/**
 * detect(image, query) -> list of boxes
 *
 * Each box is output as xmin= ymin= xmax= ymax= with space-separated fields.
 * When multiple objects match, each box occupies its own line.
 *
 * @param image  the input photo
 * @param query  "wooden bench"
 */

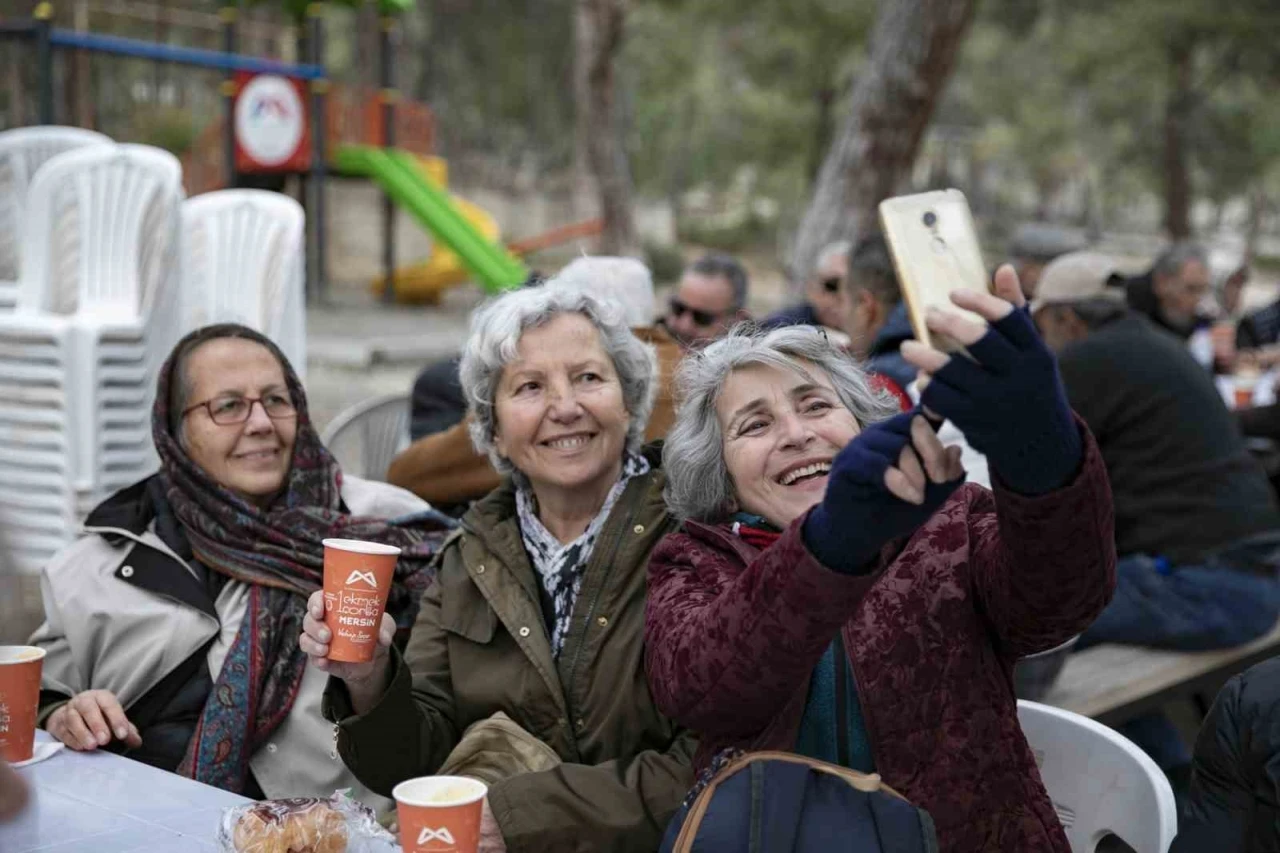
xmin=1041 ymin=619 xmax=1280 ymax=727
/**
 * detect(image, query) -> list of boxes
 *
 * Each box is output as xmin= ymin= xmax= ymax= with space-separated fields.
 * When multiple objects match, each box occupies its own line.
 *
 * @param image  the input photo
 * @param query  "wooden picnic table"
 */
xmin=1041 ymin=619 xmax=1280 ymax=727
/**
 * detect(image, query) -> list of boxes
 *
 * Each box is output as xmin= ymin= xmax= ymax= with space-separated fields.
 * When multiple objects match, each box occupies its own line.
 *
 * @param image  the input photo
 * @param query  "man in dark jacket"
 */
xmin=1125 ymin=243 xmax=1216 ymax=367
xmin=1172 ymin=654 xmax=1280 ymax=852
xmin=1033 ymin=251 xmax=1280 ymax=775
xmin=841 ymin=233 xmax=916 ymax=395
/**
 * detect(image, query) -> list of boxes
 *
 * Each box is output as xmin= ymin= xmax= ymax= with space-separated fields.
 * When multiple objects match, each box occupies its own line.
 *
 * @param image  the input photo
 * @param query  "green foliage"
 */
xmin=643 ymin=240 xmax=686 ymax=285
xmin=939 ymin=0 xmax=1280 ymax=230
xmin=128 ymin=106 xmax=200 ymax=156
xmin=255 ymin=0 xmax=364 ymax=25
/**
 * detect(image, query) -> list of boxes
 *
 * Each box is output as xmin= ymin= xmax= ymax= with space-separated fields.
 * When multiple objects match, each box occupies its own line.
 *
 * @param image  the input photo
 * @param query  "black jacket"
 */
xmin=1057 ymin=313 xmax=1280 ymax=563
xmin=1172 ymin=655 xmax=1280 ymax=853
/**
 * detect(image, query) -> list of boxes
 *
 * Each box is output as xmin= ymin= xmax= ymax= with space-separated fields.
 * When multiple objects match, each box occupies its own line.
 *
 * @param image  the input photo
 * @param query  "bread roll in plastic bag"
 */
xmin=216 ymin=790 xmax=399 ymax=853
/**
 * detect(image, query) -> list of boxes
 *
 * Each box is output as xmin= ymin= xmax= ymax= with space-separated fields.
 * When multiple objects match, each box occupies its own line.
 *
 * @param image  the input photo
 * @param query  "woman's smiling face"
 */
xmin=492 ymin=312 xmax=631 ymax=499
xmin=717 ymin=360 xmax=860 ymax=528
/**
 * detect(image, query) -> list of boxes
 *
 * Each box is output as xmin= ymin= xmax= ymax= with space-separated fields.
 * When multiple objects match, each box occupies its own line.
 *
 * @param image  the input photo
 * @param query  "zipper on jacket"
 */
xmin=833 ymin=635 xmax=850 ymax=768
xmin=561 ymin=492 xmax=641 ymax=725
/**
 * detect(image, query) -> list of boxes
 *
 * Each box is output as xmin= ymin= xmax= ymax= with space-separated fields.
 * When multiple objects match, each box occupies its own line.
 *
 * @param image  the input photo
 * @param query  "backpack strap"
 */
xmin=672 ymin=751 xmax=911 ymax=853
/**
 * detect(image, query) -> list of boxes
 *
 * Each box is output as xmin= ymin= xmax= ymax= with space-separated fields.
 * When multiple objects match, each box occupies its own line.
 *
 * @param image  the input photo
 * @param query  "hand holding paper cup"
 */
xmin=0 ymin=646 xmax=46 ymax=763
xmin=321 ymin=538 xmax=401 ymax=663
xmin=393 ymin=776 xmax=488 ymax=853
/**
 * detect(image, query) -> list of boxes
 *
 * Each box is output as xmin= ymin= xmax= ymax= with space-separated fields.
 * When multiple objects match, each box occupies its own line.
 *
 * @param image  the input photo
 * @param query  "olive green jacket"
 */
xmin=323 ymin=453 xmax=696 ymax=852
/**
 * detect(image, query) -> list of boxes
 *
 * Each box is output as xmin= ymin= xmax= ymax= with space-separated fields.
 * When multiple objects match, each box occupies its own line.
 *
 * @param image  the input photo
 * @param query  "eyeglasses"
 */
xmin=820 ymin=277 xmax=842 ymax=294
xmin=668 ymin=297 xmax=719 ymax=328
xmin=182 ymin=392 xmax=297 ymax=426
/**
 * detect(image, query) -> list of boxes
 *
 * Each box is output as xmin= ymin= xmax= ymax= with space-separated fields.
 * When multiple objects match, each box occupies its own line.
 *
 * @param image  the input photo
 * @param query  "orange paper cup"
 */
xmin=0 ymin=646 xmax=46 ymax=762
xmin=393 ymin=776 xmax=488 ymax=853
xmin=322 ymin=538 xmax=401 ymax=663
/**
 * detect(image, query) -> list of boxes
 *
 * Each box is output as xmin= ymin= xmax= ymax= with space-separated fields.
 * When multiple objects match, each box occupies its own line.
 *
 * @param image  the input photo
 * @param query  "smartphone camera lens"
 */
xmin=922 ymin=211 xmax=938 ymax=228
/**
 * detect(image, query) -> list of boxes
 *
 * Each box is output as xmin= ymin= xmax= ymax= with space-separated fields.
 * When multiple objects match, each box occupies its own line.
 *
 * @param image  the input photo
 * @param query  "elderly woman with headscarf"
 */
xmin=644 ymin=268 xmax=1117 ymax=853
xmin=302 ymin=286 xmax=694 ymax=853
xmin=29 ymin=324 xmax=449 ymax=802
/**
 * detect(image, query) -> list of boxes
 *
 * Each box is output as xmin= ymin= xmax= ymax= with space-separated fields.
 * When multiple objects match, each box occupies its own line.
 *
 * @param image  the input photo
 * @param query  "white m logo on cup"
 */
xmin=345 ymin=569 xmax=378 ymax=589
xmin=417 ymin=826 xmax=456 ymax=846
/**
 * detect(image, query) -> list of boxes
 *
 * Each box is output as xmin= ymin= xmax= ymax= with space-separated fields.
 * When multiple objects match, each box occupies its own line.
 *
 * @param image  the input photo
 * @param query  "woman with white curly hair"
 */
xmin=304 ymin=285 xmax=694 ymax=852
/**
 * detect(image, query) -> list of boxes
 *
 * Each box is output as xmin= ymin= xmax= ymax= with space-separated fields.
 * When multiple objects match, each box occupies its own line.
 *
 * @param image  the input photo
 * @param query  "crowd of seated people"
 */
xmin=16 ymin=231 xmax=1280 ymax=852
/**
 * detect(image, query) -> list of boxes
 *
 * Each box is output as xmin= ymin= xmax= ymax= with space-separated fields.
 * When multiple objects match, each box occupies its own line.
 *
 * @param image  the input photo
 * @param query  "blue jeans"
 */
xmin=1079 ymin=554 xmax=1280 ymax=652
xmin=1078 ymin=549 xmax=1280 ymax=772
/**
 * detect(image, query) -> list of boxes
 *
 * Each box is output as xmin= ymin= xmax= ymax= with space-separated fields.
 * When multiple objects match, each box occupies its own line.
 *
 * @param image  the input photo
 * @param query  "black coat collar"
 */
xmin=85 ymin=476 xmax=217 ymax=620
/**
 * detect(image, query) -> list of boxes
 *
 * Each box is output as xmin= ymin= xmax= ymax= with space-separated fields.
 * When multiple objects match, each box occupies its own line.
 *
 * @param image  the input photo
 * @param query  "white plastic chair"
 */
xmin=321 ymin=393 xmax=411 ymax=482
xmin=0 ymin=144 xmax=183 ymax=572
xmin=0 ymin=126 xmax=113 ymax=308
xmin=1018 ymin=700 xmax=1178 ymax=853
xmin=180 ymin=190 xmax=306 ymax=377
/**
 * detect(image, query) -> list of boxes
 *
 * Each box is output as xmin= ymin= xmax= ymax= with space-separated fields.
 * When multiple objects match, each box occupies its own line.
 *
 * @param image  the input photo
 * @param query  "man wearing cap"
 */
xmin=1008 ymin=223 xmax=1085 ymax=300
xmin=1034 ymin=251 xmax=1280 ymax=650
xmin=1033 ymin=250 xmax=1280 ymax=780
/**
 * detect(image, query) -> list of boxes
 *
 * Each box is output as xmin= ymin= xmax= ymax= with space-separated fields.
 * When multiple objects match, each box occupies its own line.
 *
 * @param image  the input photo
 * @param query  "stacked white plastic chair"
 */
xmin=0 ymin=126 xmax=113 ymax=310
xmin=180 ymin=190 xmax=307 ymax=377
xmin=0 ymin=143 xmax=184 ymax=574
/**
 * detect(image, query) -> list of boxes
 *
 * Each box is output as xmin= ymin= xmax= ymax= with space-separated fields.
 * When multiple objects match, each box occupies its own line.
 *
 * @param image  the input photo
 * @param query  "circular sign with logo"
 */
xmin=234 ymin=73 xmax=307 ymax=170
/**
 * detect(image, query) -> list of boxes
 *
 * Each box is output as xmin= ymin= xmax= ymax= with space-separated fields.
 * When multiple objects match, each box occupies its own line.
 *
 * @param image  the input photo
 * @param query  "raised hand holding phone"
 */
xmin=900 ymin=265 xmax=1082 ymax=496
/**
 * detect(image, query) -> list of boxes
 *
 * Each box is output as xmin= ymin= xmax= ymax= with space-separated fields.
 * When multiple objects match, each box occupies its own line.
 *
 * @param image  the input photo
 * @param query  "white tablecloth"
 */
xmin=1 ymin=730 xmax=250 ymax=852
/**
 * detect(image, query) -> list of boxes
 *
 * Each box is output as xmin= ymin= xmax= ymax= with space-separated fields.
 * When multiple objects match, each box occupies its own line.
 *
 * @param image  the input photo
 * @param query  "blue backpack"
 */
xmin=661 ymin=751 xmax=938 ymax=853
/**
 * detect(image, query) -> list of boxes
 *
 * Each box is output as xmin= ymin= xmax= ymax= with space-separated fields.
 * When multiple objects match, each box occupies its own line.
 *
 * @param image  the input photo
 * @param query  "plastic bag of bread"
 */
xmin=216 ymin=790 xmax=399 ymax=853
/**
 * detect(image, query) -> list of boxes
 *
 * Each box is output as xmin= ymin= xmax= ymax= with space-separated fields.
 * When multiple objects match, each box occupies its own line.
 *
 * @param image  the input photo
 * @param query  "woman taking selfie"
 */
xmin=645 ymin=268 xmax=1116 ymax=853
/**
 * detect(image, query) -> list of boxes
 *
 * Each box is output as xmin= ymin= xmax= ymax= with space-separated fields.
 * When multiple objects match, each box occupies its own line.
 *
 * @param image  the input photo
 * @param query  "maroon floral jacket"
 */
xmin=644 ymin=422 xmax=1116 ymax=853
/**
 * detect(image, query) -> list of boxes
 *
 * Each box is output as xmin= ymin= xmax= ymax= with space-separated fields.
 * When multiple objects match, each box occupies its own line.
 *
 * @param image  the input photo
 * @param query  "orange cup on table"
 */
xmin=1234 ymin=370 xmax=1261 ymax=410
xmin=393 ymin=776 xmax=487 ymax=853
xmin=0 ymin=646 xmax=47 ymax=762
xmin=321 ymin=538 xmax=401 ymax=663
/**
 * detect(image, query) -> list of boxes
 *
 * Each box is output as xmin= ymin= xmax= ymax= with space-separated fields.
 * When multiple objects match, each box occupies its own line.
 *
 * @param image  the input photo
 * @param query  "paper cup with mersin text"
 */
xmin=322 ymin=538 xmax=401 ymax=663
xmin=0 ymin=646 xmax=46 ymax=762
xmin=394 ymin=776 xmax=487 ymax=853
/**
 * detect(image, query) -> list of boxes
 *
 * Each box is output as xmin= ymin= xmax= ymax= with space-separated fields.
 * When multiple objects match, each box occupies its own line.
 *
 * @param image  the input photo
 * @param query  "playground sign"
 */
xmin=233 ymin=72 xmax=311 ymax=172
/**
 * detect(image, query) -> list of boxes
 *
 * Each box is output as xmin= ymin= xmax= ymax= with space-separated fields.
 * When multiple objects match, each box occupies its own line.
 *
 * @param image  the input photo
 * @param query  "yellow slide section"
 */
xmin=371 ymin=156 xmax=504 ymax=305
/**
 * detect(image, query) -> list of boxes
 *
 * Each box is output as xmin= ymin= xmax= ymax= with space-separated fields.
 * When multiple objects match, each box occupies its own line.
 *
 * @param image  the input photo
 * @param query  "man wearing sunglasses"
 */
xmin=762 ymin=241 xmax=851 ymax=332
xmin=662 ymin=253 xmax=750 ymax=349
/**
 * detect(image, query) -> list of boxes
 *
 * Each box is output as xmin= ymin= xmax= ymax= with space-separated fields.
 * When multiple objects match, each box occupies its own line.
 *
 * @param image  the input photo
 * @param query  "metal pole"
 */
xmin=35 ymin=2 xmax=54 ymax=124
xmin=219 ymin=4 xmax=237 ymax=188
xmin=307 ymin=2 xmax=327 ymax=304
xmin=380 ymin=13 xmax=397 ymax=305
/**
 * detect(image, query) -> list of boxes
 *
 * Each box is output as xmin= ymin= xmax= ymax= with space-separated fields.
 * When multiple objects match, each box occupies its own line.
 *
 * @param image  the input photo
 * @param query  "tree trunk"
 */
xmin=807 ymin=83 xmax=837 ymax=183
xmin=571 ymin=1 xmax=596 ymax=220
xmin=575 ymin=0 xmax=639 ymax=256
xmin=790 ymin=0 xmax=977 ymax=288
xmin=1245 ymin=187 xmax=1266 ymax=264
xmin=1162 ymin=39 xmax=1194 ymax=240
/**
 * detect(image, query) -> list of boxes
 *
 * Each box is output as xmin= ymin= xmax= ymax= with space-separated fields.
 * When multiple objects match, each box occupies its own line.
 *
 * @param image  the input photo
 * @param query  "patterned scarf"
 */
xmin=515 ymin=453 xmax=649 ymax=657
xmin=152 ymin=324 xmax=454 ymax=794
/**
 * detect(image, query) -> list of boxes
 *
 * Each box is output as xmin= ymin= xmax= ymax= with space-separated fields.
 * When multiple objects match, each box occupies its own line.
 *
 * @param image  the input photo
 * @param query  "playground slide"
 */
xmin=335 ymin=145 xmax=528 ymax=294
xmin=373 ymin=192 xmax=505 ymax=304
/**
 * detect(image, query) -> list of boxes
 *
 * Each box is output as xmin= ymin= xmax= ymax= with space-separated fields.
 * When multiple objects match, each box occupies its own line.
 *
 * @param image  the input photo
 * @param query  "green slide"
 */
xmin=335 ymin=145 xmax=528 ymax=293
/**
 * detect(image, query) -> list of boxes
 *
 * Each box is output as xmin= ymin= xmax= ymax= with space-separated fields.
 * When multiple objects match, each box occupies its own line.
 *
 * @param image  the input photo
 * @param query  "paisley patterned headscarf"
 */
xmin=152 ymin=323 xmax=452 ymax=793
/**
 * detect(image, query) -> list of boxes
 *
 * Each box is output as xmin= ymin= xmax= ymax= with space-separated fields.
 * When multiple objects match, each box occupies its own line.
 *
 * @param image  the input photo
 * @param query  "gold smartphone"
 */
xmin=878 ymin=189 xmax=990 ymax=354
